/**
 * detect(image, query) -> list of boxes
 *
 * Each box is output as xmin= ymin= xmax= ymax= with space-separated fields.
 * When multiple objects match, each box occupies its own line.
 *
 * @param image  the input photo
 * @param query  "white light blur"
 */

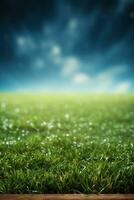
xmin=72 ymin=73 xmax=90 ymax=85
xmin=62 ymin=57 xmax=79 ymax=76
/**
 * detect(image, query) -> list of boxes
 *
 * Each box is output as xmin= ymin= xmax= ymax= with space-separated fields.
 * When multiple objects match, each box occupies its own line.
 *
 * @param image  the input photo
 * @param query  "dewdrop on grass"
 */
xmin=47 ymin=122 xmax=53 ymax=130
xmin=41 ymin=121 xmax=47 ymax=126
xmin=65 ymin=113 xmax=70 ymax=119
xmin=57 ymin=123 xmax=61 ymax=128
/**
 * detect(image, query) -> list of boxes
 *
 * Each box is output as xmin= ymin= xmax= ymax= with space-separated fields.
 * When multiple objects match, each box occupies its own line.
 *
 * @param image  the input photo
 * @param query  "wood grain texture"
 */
xmin=0 ymin=194 xmax=134 ymax=200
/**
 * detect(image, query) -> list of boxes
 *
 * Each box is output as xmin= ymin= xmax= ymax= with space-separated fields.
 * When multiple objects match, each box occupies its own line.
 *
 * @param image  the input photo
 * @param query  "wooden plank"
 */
xmin=0 ymin=194 xmax=134 ymax=200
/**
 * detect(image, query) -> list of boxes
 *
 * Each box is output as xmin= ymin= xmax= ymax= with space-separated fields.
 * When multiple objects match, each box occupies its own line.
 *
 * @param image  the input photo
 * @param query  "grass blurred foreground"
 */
xmin=0 ymin=94 xmax=134 ymax=193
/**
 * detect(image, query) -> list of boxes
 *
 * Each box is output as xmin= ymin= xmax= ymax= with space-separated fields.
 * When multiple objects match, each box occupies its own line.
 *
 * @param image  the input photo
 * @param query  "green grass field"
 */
xmin=0 ymin=94 xmax=134 ymax=194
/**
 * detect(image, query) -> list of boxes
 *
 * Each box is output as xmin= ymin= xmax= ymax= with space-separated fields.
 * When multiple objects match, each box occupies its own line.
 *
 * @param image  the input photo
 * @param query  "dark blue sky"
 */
xmin=0 ymin=0 xmax=134 ymax=92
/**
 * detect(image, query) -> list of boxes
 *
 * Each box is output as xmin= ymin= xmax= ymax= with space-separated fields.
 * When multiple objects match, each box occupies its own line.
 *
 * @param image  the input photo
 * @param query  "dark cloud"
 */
xmin=0 ymin=0 xmax=134 ymax=92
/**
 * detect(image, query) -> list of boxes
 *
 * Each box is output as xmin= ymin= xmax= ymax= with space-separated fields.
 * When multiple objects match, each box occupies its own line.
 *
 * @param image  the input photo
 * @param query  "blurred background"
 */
xmin=0 ymin=0 xmax=134 ymax=93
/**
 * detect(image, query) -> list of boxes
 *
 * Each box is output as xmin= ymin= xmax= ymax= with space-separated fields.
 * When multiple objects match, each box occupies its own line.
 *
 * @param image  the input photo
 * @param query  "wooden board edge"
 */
xmin=0 ymin=194 xmax=134 ymax=200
